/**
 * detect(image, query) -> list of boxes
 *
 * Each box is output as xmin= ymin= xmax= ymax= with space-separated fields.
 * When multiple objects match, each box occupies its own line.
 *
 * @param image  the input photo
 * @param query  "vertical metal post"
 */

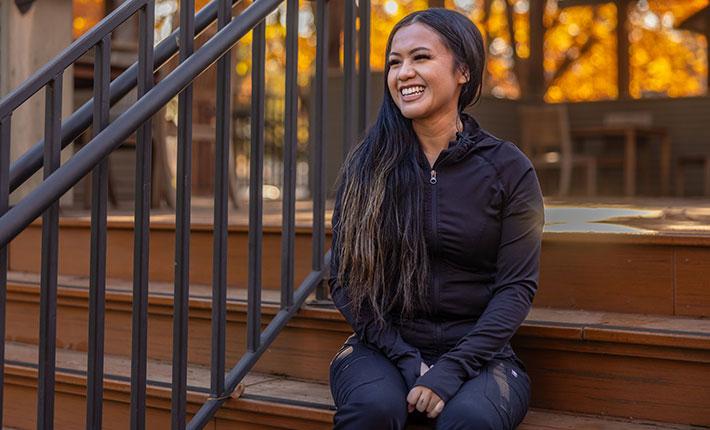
xmin=247 ymin=15 xmax=265 ymax=354
xmin=0 ymin=114 xmax=11 ymax=430
xmin=312 ymin=0 xmax=328 ymax=301
xmin=357 ymin=0 xmax=370 ymax=137
xmin=210 ymin=0 xmax=232 ymax=397
xmin=130 ymin=2 xmax=155 ymax=429
xmin=37 ymin=74 xmax=62 ymax=430
xmin=86 ymin=35 xmax=111 ymax=430
xmin=343 ymin=0 xmax=356 ymax=159
xmin=172 ymin=0 xmax=195 ymax=426
xmin=281 ymin=0 xmax=298 ymax=309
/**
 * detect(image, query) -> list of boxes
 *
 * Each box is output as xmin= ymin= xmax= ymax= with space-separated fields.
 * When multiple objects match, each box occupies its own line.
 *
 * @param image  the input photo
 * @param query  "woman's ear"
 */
xmin=458 ymin=65 xmax=470 ymax=85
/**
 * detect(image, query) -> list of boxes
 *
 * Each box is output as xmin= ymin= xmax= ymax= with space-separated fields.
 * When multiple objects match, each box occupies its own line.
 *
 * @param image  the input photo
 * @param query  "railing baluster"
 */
xmin=86 ymin=35 xmax=111 ymax=430
xmin=281 ymin=0 xmax=298 ymax=309
xmin=38 ymin=74 xmax=62 ymax=430
xmin=247 ymin=7 xmax=265 ymax=355
xmin=312 ymin=0 xmax=328 ymax=301
xmin=0 ymin=114 xmax=11 ymax=430
xmin=343 ymin=0 xmax=356 ymax=159
xmin=172 ymin=0 xmax=195 ymax=425
xmin=130 ymin=2 xmax=154 ymax=429
xmin=210 ymin=0 xmax=232 ymax=397
xmin=358 ymin=0 xmax=370 ymax=137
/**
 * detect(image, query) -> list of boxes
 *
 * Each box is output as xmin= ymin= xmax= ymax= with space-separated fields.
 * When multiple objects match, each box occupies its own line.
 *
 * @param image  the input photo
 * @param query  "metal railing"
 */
xmin=0 ymin=0 xmax=371 ymax=428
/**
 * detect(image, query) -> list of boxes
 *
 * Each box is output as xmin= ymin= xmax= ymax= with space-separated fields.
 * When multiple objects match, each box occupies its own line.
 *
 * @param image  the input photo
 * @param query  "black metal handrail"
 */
xmin=0 ymin=0 xmax=371 ymax=428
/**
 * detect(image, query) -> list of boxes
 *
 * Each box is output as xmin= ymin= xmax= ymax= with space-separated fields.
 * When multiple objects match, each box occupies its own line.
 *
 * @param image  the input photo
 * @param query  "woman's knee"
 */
xmin=334 ymin=386 xmax=408 ymax=429
xmin=436 ymin=401 xmax=502 ymax=430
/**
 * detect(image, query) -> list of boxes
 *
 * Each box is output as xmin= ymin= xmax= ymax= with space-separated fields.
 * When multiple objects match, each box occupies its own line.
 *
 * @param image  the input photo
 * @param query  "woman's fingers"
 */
xmin=427 ymin=400 xmax=445 ymax=418
xmin=407 ymin=387 xmax=422 ymax=414
xmin=415 ymin=390 xmax=431 ymax=412
xmin=406 ymin=387 xmax=420 ymax=406
xmin=425 ymin=395 xmax=440 ymax=413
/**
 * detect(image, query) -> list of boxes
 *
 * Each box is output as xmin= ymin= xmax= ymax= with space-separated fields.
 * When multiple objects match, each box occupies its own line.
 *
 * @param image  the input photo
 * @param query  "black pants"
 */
xmin=329 ymin=334 xmax=531 ymax=430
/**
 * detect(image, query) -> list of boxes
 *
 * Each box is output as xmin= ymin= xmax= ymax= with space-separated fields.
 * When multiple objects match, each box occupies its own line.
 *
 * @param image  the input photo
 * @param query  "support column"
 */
xmin=617 ymin=0 xmax=631 ymax=99
xmin=527 ymin=0 xmax=545 ymax=102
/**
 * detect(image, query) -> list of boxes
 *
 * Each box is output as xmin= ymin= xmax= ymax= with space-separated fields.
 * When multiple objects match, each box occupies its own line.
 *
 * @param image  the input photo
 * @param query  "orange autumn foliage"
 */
xmin=72 ymin=0 xmax=709 ymax=102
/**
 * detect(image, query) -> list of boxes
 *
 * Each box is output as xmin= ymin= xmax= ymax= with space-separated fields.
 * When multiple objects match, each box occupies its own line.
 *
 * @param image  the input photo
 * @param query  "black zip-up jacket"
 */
xmin=328 ymin=111 xmax=545 ymax=404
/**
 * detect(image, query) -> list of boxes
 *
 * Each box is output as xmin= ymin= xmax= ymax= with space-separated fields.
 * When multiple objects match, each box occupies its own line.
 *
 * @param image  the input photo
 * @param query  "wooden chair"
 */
xmin=518 ymin=104 xmax=597 ymax=197
xmin=675 ymin=154 xmax=710 ymax=197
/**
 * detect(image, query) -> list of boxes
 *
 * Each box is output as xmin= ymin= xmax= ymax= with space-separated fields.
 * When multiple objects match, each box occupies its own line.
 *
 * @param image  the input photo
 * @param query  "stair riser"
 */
xmin=2 ymin=365 xmax=332 ymax=429
xmin=538 ymin=239 xmax=710 ymax=318
xmin=6 ymin=282 xmax=709 ymax=426
xmin=515 ymin=338 xmax=710 ymax=426
xmin=10 ymin=222 xmax=316 ymax=291
xmin=6 ymin=282 xmax=349 ymax=383
xmin=11 ymin=222 xmax=710 ymax=317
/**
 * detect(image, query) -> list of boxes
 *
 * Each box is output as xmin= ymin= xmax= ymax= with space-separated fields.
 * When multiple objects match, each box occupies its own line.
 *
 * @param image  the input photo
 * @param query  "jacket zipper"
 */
xmin=430 ymin=168 xmax=439 ymax=317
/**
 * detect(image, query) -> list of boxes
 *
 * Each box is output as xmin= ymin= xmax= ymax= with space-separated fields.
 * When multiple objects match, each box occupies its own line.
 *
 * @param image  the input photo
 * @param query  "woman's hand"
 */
xmin=407 ymin=362 xmax=445 ymax=419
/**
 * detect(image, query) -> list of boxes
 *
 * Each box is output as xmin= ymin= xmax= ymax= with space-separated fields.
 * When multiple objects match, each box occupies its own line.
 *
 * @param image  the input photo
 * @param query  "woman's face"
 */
xmin=387 ymin=22 xmax=468 ymax=121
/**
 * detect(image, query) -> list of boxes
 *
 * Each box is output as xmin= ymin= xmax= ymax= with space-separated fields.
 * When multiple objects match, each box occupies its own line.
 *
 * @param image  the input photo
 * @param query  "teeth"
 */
xmin=401 ymin=86 xmax=425 ymax=96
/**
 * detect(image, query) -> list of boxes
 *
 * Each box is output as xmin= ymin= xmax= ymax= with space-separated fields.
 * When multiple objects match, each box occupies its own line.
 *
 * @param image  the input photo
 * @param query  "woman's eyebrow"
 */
xmin=389 ymin=47 xmax=431 ymax=57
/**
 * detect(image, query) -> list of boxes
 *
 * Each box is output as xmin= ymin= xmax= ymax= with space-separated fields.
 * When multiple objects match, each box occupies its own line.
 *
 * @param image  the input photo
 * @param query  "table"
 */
xmin=571 ymin=125 xmax=671 ymax=197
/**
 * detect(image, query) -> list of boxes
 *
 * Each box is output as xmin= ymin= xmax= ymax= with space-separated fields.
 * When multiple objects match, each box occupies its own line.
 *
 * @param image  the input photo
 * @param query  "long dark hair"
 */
xmin=333 ymin=8 xmax=486 ymax=327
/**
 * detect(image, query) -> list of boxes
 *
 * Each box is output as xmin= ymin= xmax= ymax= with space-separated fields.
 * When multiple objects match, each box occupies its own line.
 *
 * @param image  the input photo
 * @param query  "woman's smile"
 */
xmin=400 ymin=85 xmax=426 ymax=102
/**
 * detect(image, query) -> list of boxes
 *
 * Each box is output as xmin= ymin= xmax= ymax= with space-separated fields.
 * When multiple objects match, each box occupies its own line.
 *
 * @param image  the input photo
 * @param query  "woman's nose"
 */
xmin=398 ymin=60 xmax=416 ymax=80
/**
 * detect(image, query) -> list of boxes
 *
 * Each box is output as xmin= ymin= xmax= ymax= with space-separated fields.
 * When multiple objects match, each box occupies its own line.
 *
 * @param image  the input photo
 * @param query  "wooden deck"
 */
xmin=56 ymin=195 xmax=710 ymax=235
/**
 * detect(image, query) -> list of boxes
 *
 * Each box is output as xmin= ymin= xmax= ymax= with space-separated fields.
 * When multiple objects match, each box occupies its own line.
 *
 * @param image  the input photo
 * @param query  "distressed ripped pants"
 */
xmin=329 ymin=335 xmax=531 ymax=430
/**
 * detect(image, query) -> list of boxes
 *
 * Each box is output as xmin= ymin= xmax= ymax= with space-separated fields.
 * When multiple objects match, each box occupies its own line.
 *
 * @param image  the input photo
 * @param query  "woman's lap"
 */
xmin=329 ymin=335 xmax=530 ymax=430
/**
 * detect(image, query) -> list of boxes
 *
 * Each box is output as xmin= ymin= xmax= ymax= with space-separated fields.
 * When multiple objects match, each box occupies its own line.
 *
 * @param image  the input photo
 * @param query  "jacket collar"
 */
xmin=415 ymin=111 xmax=484 ymax=170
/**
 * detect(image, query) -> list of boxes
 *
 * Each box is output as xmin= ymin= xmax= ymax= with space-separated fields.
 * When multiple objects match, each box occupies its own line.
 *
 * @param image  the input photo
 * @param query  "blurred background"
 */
xmin=5 ymin=0 xmax=710 ymax=217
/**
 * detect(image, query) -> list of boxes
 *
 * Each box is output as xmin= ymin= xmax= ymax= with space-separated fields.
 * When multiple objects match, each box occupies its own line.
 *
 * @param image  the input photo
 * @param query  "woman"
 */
xmin=328 ymin=7 xmax=544 ymax=430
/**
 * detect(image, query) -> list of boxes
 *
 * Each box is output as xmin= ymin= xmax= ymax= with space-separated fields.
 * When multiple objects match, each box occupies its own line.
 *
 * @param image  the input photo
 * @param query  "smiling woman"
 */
xmin=328 ymin=6 xmax=543 ymax=430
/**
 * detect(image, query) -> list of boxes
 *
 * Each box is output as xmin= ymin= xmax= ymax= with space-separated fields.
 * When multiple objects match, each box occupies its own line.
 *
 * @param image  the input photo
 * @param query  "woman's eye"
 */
xmin=388 ymin=55 xmax=428 ymax=67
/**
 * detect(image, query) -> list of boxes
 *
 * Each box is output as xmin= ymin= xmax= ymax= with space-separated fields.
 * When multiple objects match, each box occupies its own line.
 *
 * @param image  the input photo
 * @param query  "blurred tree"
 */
xmin=70 ymin=0 xmax=710 ymax=102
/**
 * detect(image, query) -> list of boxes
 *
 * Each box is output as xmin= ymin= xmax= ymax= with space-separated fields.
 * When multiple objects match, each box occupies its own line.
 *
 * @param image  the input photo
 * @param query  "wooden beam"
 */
xmin=527 ymin=0 xmax=545 ymax=101
xmin=617 ymin=0 xmax=631 ymax=99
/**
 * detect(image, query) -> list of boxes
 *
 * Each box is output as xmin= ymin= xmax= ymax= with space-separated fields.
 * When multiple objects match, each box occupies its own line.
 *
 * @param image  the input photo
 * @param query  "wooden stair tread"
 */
xmin=7 ymin=271 xmax=292 ymax=304
xmin=518 ymin=409 xmax=702 ymax=430
xmin=523 ymin=307 xmax=710 ymax=349
xmin=528 ymin=307 xmax=710 ymax=333
xmin=3 ymin=340 xmax=699 ymax=429
xmin=4 ymin=341 xmax=333 ymax=409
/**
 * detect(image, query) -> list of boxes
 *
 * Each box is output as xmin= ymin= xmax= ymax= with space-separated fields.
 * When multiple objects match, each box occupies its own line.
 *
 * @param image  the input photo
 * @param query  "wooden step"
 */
xmin=2 ymin=341 xmax=333 ymax=429
xmin=8 ymin=212 xmax=322 ymax=292
xmin=6 ymin=272 xmax=710 ymax=426
xmin=2 ymin=341 xmax=699 ymax=430
xmin=9 ymin=212 xmax=710 ymax=317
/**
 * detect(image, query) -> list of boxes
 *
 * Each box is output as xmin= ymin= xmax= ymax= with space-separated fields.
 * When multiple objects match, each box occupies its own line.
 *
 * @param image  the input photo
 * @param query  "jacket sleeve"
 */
xmin=328 ymin=181 xmax=424 ymax=391
xmin=413 ymin=153 xmax=545 ymax=403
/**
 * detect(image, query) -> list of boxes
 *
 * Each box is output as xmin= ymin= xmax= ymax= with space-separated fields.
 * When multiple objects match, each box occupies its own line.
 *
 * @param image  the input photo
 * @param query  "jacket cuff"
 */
xmin=396 ymin=350 xmax=423 ymax=392
xmin=412 ymin=357 xmax=473 ymax=403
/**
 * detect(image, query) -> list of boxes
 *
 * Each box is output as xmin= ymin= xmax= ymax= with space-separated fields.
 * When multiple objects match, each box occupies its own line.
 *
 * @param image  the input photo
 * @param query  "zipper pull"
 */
xmin=430 ymin=169 xmax=437 ymax=184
